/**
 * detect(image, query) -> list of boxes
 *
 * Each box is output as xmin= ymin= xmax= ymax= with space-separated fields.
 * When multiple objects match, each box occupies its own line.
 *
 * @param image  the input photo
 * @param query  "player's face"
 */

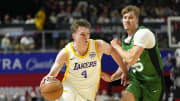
xmin=73 ymin=26 xmax=90 ymax=45
xmin=122 ymin=11 xmax=138 ymax=31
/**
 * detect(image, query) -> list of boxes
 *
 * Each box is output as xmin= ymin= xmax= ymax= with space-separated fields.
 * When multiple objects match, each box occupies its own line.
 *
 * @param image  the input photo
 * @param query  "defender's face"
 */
xmin=73 ymin=26 xmax=90 ymax=45
xmin=122 ymin=11 xmax=138 ymax=31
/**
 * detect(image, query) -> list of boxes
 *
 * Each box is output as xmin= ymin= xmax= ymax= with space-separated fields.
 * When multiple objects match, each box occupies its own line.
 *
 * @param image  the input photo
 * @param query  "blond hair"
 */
xmin=121 ymin=5 xmax=140 ymax=18
xmin=70 ymin=19 xmax=91 ymax=33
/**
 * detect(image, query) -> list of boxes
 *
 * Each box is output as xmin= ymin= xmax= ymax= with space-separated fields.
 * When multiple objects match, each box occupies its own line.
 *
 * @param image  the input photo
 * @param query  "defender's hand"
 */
xmin=111 ymin=72 xmax=129 ymax=86
xmin=120 ymin=72 xmax=129 ymax=86
xmin=111 ymin=38 xmax=121 ymax=47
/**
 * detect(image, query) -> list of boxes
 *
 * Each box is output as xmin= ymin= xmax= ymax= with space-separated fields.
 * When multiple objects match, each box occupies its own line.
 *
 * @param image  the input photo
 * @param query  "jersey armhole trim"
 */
xmin=95 ymin=40 xmax=101 ymax=62
xmin=62 ymin=46 xmax=70 ymax=82
xmin=94 ymin=40 xmax=102 ymax=101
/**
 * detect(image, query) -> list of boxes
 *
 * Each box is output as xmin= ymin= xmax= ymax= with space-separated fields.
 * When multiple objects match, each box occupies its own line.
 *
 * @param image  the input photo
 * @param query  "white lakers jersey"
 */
xmin=62 ymin=39 xmax=101 ymax=101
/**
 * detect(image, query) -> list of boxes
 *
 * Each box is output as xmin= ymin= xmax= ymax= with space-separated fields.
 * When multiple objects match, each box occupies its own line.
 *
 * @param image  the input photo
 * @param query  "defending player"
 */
xmin=110 ymin=5 xmax=165 ymax=101
xmin=41 ymin=19 xmax=128 ymax=101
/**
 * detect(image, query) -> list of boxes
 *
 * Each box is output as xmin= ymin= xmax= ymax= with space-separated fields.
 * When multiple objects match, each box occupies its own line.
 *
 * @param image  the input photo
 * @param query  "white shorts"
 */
xmin=56 ymin=82 xmax=92 ymax=101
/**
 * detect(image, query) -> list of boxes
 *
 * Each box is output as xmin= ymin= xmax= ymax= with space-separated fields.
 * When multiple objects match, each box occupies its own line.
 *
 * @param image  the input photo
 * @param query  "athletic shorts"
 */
xmin=56 ymin=82 xmax=94 ymax=101
xmin=126 ymin=75 xmax=163 ymax=101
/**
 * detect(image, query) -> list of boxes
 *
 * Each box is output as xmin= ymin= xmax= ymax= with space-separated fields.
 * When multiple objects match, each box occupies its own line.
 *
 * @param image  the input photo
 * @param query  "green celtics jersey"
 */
xmin=122 ymin=26 xmax=164 ymax=83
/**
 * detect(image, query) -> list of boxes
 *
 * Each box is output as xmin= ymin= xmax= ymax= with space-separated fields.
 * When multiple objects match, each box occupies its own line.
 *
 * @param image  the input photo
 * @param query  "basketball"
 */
xmin=40 ymin=77 xmax=63 ymax=100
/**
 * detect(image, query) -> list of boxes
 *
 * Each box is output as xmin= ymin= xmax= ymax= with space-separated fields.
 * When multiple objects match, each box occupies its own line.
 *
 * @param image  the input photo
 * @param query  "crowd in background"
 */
xmin=0 ymin=0 xmax=179 ymax=52
xmin=0 ymin=0 xmax=179 ymax=28
xmin=0 ymin=33 xmax=36 ymax=53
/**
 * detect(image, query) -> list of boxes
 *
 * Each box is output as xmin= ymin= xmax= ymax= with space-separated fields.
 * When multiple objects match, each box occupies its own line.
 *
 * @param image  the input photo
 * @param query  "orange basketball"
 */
xmin=40 ymin=78 xmax=63 ymax=100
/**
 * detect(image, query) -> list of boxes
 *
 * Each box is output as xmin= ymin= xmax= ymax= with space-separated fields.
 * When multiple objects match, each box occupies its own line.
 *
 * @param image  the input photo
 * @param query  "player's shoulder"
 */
xmin=94 ymin=39 xmax=108 ymax=48
xmin=95 ymin=39 xmax=106 ymax=44
xmin=54 ymin=48 xmax=67 ymax=64
xmin=137 ymin=28 xmax=153 ymax=34
xmin=57 ymin=48 xmax=67 ymax=57
xmin=135 ymin=28 xmax=154 ymax=38
xmin=94 ymin=39 xmax=111 ymax=51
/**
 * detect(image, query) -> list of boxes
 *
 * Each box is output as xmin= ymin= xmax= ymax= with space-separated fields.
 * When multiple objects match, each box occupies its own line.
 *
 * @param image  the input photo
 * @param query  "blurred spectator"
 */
xmin=77 ymin=0 xmax=88 ymax=8
xmin=102 ymin=6 xmax=110 ymax=17
xmin=72 ymin=6 xmax=82 ymax=18
xmin=95 ymin=91 xmax=101 ymax=101
xmin=49 ymin=11 xmax=57 ymax=24
xmin=139 ymin=5 xmax=147 ymax=17
xmin=30 ymin=90 xmax=37 ymax=101
xmin=111 ymin=93 xmax=120 ymax=101
xmin=12 ymin=37 xmax=21 ymax=52
xmin=20 ymin=95 xmax=25 ymax=101
xmin=25 ymin=14 xmax=35 ymax=24
xmin=175 ymin=48 xmax=180 ymax=68
xmin=0 ymin=92 xmax=8 ymax=101
xmin=110 ymin=10 xmax=121 ymax=23
xmin=154 ymin=6 xmax=165 ymax=18
xmin=172 ymin=36 xmax=177 ymax=44
xmin=65 ymin=6 xmax=74 ymax=24
xmin=3 ymin=14 xmax=11 ymax=24
xmin=12 ymin=16 xmax=25 ymax=24
xmin=1 ymin=33 xmax=12 ymax=52
xmin=12 ymin=92 xmax=20 ymax=101
xmin=100 ymin=89 xmax=110 ymax=101
xmin=81 ymin=6 xmax=88 ymax=20
xmin=34 ymin=7 xmax=46 ymax=30
xmin=89 ymin=5 xmax=98 ymax=24
xmin=67 ymin=0 xmax=73 ymax=6
xmin=57 ymin=9 xmax=66 ymax=23
xmin=97 ymin=13 xmax=110 ymax=24
xmin=20 ymin=34 xmax=35 ymax=51
xmin=59 ymin=1 xmax=65 ymax=10
xmin=164 ymin=6 xmax=174 ymax=17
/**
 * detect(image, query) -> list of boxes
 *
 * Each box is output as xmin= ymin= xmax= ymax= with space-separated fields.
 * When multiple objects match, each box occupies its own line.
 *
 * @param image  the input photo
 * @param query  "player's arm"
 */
xmin=96 ymin=40 xmax=128 ymax=85
xmin=111 ymin=40 xmax=144 ymax=65
xmin=111 ymin=29 xmax=155 ymax=65
xmin=96 ymin=40 xmax=127 ymax=74
xmin=47 ymin=48 xmax=67 ymax=77
xmin=40 ymin=48 xmax=67 ymax=84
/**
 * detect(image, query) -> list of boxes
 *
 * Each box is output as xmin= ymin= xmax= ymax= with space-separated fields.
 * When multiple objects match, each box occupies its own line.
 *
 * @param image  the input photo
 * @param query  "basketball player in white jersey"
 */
xmin=40 ymin=19 xmax=128 ymax=101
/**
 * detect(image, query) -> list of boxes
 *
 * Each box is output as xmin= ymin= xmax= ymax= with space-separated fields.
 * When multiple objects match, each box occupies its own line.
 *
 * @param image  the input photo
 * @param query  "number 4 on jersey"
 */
xmin=81 ymin=70 xmax=87 ymax=78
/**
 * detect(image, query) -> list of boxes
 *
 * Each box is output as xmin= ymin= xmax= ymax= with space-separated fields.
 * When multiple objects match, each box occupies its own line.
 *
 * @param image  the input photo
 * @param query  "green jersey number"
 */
xmin=131 ymin=58 xmax=144 ymax=73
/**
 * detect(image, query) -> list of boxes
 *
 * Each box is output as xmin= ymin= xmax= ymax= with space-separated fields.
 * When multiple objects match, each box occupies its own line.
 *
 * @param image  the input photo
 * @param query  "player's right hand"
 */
xmin=110 ymin=38 xmax=122 ymax=47
xmin=40 ymin=75 xmax=56 ymax=87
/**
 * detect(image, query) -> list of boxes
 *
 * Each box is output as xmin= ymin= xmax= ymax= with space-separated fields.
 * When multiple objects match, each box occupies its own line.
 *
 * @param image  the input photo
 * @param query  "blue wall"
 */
xmin=0 ymin=50 xmax=174 ymax=74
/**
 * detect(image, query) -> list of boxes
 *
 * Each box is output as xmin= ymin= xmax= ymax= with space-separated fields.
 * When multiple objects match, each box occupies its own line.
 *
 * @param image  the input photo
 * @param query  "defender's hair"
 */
xmin=121 ymin=5 xmax=140 ymax=18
